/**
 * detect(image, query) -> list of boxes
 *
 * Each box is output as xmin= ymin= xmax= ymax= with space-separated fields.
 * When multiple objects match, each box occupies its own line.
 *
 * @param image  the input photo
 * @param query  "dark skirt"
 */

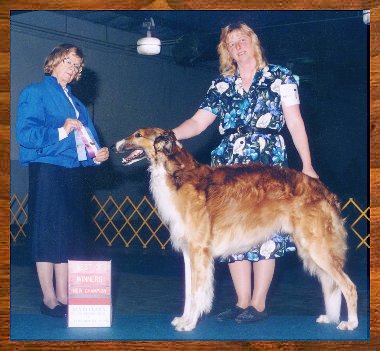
xmin=29 ymin=162 xmax=91 ymax=263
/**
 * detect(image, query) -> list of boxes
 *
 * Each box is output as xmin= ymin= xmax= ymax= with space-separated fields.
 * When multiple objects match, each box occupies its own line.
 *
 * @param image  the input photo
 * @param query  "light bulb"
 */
xmin=137 ymin=37 xmax=161 ymax=55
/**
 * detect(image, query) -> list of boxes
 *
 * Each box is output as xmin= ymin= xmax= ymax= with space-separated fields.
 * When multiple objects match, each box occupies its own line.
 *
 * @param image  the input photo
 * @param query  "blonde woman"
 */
xmin=172 ymin=22 xmax=318 ymax=323
xmin=16 ymin=44 xmax=109 ymax=317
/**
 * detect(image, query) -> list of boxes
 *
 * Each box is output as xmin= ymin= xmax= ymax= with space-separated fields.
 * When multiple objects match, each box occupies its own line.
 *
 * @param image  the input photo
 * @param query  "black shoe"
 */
xmin=58 ymin=302 xmax=68 ymax=314
xmin=40 ymin=302 xmax=66 ymax=318
xmin=235 ymin=306 xmax=268 ymax=323
xmin=216 ymin=306 xmax=247 ymax=321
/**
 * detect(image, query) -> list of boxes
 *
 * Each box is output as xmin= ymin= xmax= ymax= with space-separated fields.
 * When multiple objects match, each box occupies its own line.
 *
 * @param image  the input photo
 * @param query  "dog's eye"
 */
xmin=135 ymin=133 xmax=141 ymax=138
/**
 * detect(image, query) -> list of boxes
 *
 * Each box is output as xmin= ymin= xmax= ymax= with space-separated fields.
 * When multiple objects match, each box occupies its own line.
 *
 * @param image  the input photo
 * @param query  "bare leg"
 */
xmin=36 ymin=262 xmax=59 ymax=308
xmin=251 ymin=259 xmax=275 ymax=312
xmin=228 ymin=260 xmax=252 ymax=308
xmin=54 ymin=263 xmax=68 ymax=304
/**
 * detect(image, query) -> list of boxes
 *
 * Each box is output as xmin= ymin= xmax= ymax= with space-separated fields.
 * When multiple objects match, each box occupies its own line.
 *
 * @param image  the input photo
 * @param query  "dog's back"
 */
xmin=171 ymin=162 xmax=346 ymax=263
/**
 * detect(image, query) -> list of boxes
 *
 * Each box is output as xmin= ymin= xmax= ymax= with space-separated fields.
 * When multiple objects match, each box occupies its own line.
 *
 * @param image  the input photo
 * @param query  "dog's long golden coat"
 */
xmin=113 ymin=128 xmax=358 ymax=332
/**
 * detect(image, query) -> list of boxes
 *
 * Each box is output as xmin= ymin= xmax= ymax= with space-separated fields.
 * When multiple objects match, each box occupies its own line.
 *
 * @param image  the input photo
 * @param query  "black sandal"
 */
xmin=235 ymin=306 xmax=268 ymax=323
xmin=216 ymin=306 xmax=247 ymax=321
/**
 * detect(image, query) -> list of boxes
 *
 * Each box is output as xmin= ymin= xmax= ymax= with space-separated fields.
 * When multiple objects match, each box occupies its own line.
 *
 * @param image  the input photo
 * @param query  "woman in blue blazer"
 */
xmin=16 ymin=44 xmax=109 ymax=318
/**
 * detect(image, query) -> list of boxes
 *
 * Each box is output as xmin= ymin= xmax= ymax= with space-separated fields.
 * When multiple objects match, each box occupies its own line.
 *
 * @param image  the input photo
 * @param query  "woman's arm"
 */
xmin=16 ymin=87 xmax=60 ymax=149
xmin=283 ymin=104 xmax=319 ymax=179
xmin=172 ymin=109 xmax=216 ymax=140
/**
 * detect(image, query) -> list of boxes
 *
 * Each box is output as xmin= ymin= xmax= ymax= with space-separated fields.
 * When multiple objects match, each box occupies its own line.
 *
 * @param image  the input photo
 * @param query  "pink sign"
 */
xmin=68 ymin=260 xmax=112 ymax=327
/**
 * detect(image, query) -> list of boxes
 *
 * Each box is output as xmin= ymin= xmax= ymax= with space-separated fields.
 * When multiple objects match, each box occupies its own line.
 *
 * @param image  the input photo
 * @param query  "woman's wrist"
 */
xmin=302 ymin=165 xmax=319 ymax=179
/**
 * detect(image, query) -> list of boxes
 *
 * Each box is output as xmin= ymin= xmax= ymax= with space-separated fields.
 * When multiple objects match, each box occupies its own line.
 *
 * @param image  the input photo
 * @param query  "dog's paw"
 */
xmin=316 ymin=315 xmax=331 ymax=324
xmin=175 ymin=320 xmax=196 ymax=332
xmin=337 ymin=320 xmax=358 ymax=331
xmin=172 ymin=316 xmax=197 ymax=332
xmin=171 ymin=316 xmax=182 ymax=327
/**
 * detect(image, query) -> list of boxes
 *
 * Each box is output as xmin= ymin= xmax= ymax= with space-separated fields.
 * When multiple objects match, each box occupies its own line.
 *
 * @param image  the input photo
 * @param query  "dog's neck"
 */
xmin=164 ymin=147 xmax=199 ymax=175
xmin=149 ymin=143 xmax=201 ymax=188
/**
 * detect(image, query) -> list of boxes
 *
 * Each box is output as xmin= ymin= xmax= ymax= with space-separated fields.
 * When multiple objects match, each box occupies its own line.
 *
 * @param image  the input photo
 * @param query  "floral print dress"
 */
xmin=199 ymin=64 xmax=297 ymax=262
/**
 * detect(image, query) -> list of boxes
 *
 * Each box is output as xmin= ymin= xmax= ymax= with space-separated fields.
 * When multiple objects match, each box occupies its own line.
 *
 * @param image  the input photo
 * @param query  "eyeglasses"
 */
xmin=62 ymin=57 xmax=82 ymax=73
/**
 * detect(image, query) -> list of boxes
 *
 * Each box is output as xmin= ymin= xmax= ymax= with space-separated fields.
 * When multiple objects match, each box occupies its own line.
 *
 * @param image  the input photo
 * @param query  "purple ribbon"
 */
xmin=77 ymin=127 xmax=98 ymax=159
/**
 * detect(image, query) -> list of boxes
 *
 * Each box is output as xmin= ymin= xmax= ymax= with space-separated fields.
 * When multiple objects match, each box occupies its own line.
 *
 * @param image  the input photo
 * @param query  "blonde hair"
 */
xmin=44 ymin=44 xmax=84 ymax=81
xmin=217 ymin=22 xmax=267 ymax=76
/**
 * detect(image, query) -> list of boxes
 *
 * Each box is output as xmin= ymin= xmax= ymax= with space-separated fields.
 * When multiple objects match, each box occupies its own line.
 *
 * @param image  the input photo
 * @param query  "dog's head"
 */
xmin=112 ymin=128 xmax=181 ymax=166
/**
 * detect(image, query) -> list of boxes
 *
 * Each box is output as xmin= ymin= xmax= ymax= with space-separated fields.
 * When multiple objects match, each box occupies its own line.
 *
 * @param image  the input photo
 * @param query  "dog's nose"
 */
xmin=111 ymin=144 xmax=117 ymax=152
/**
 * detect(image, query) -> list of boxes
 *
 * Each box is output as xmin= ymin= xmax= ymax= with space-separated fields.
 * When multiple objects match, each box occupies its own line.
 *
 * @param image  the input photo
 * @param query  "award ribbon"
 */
xmin=74 ymin=127 xmax=100 ymax=161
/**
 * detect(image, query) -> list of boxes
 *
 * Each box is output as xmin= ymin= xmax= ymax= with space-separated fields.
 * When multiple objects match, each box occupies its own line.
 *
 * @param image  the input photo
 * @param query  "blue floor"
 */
xmin=10 ymin=244 xmax=370 ymax=341
xmin=11 ymin=313 xmax=369 ymax=341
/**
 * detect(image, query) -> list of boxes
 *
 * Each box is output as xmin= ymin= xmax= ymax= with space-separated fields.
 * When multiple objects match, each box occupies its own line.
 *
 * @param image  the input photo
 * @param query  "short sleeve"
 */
xmin=280 ymin=83 xmax=300 ymax=106
xmin=199 ymin=80 xmax=223 ymax=116
xmin=278 ymin=67 xmax=299 ymax=106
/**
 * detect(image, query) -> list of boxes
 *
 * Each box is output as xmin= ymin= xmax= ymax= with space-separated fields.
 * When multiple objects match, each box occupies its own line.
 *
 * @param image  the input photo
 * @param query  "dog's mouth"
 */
xmin=121 ymin=148 xmax=146 ymax=166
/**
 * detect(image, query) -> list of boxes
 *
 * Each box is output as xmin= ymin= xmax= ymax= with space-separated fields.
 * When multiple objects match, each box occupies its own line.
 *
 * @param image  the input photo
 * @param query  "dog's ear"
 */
xmin=162 ymin=137 xmax=173 ymax=155
xmin=154 ymin=130 xmax=176 ymax=155
xmin=164 ymin=130 xmax=177 ymax=141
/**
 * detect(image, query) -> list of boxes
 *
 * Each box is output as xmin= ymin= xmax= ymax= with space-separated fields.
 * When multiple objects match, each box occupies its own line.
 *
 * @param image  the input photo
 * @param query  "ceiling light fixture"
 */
xmin=137 ymin=17 xmax=161 ymax=55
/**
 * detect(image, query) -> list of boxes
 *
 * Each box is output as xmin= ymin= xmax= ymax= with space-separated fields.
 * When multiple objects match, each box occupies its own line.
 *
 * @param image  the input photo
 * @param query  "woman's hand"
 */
xmin=63 ymin=118 xmax=83 ymax=135
xmin=94 ymin=147 xmax=109 ymax=163
xmin=302 ymin=165 xmax=319 ymax=179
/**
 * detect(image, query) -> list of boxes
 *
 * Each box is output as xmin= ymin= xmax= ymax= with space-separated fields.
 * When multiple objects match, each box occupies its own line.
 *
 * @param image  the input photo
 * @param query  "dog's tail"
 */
xmin=293 ymin=189 xmax=348 ymax=277
xmin=304 ymin=177 xmax=342 ymax=215
xmin=292 ymin=197 xmax=350 ymax=323
xmin=324 ymin=187 xmax=342 ymax=216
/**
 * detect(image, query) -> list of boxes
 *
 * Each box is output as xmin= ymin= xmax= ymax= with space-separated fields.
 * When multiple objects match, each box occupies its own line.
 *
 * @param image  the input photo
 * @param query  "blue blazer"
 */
xmin=16 ymin=75 xmax=101 ymax=168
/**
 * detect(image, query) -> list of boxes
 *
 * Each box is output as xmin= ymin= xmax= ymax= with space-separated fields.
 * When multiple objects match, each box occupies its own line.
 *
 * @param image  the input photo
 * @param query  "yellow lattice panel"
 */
xmin=10 ymin=194 xmax=369 ymax=251
xmin=10 ymin=194 xmax=28 ymax=242
xmin=342 ymin=198 xmax=370 ymax=249
xmin=91 ymin=195 xmax=171 ymax=249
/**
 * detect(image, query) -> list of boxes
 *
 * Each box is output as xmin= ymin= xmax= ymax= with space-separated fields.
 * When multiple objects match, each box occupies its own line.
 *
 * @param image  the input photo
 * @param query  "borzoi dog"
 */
xmin=112 ymin=128 xmax=358 ymax=332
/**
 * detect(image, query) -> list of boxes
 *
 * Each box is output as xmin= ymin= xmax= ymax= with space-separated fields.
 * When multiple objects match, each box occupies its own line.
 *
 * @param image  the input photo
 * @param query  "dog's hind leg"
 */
xmin=173 ymin=245 xmax=214 ymax=331
xmin=307 ymin=250 xmax=358 ymax=330
xmin=332 ymin=269 xmax=358 ymax=330
xmin=294 ymin=208 xmax=358 ymax=330
xmin=315 ymin=270 xmax=342 ymax=325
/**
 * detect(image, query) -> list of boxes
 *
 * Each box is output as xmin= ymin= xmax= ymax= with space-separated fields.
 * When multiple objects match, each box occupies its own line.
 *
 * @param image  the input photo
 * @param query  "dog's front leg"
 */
xmin=171 ymin=250 xmax=191 ymax=328
xmin=173 ymin=245 xmax=214 ymax=332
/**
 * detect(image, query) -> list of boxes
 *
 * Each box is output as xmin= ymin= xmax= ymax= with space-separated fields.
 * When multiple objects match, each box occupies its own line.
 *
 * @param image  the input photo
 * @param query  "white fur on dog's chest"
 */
xmin=149 ymin=164 xmax=185 ymax=251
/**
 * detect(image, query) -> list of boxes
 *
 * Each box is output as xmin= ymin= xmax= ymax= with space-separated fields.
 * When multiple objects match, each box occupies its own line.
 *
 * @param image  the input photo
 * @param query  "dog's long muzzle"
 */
xmin=111 ymin=140 xmax=146 ymax=165
xmin=111 ymin=140 xmax=126 ymax=153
